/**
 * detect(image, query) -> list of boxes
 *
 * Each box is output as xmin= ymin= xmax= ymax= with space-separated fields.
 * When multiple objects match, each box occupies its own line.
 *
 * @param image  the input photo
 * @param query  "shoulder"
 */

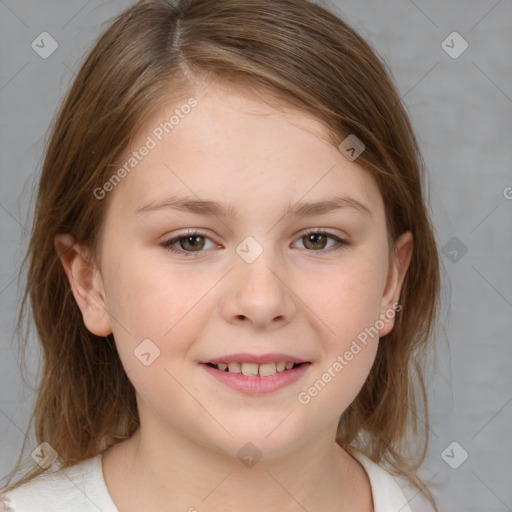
xmin=393 ymin=473 xmax=437 ymax=512
xmin=0 ymin=455 xmax=118 ymax=512
xmin=350 ymin=450 xmax=437 ymax=512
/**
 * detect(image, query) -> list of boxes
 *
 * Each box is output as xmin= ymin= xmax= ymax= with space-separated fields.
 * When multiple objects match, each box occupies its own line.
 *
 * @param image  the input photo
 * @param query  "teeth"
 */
xmin=212 ymin=361 xmax=299 ymax=376
xmin=259 ymin=362 xmax=277 ymax=377
xmin=227 ymin=362 xmax=241 ymax=373
xmin=241 ymin=363 xmax=259 ymax=376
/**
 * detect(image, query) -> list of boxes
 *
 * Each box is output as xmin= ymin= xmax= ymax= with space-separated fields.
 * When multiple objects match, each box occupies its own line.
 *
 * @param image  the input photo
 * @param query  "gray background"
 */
xmin=1 ymin=1 xmax=511 ymax=511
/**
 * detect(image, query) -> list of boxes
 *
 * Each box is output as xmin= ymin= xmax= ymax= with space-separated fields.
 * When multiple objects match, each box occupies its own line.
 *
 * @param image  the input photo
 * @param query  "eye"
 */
xmin=160 ymin=230 xmax=217 ymax=257
xmin=293 ymin=229 xmax=349 ymax=253
xmin=160 ymin=228 xmax=349 ymax=257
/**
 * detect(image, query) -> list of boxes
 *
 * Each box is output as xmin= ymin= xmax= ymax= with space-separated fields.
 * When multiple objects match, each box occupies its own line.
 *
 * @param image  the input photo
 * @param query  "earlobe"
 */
xmin=54 ymin=233 xmax=113 ymax=336
xmin=378 ymin=231 xmax=413 ymax=337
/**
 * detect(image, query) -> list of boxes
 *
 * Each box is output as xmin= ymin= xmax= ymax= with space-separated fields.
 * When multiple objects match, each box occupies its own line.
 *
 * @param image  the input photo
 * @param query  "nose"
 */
xmin=219 ymin=244 xmax=297 ymax=331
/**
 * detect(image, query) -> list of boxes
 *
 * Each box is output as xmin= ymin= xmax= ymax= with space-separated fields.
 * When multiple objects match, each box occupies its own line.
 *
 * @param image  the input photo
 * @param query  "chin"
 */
xmin=203 ymin=421 xmax=312 ymax=463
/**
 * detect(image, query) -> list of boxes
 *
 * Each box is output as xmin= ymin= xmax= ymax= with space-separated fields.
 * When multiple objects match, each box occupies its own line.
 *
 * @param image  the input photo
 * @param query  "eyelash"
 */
xmin=160 ymin=228 xmax=350 ymax=257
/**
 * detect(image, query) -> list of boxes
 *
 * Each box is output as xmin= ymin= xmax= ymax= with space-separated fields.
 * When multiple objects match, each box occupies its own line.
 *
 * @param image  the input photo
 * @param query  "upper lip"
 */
xmin=200 ymin=353 xmax=311 ymax=365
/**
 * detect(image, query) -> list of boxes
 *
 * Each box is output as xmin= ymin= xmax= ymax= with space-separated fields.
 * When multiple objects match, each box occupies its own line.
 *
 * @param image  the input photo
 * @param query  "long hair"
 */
xmin=2 ymin=1 xmax=441 ymax=509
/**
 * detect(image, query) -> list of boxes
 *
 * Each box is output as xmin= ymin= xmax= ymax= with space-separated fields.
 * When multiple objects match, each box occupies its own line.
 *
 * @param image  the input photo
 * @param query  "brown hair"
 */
xmin=1 ymin=0 xmax=440 ymax=509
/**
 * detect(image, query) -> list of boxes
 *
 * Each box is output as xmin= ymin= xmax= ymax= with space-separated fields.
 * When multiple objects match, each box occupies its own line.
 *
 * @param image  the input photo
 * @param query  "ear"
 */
xmin=378 ymin=230 xmax=413 ymax=337
xmin=54 ymin=233 xmax=112 ymax=337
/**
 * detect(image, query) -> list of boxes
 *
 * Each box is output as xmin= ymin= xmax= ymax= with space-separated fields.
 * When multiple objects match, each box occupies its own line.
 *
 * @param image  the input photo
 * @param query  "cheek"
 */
xmin=294 ymin=257 xmax=384 ymax=417
xmin=101 ymin=256 xmax=214 ymax=398
xmin=103 ymin=254 xmax=211 ymax=409
xmin=296 ymin=251 xmax=387 ymax=344
xmin=104 ymin=251 xmax=212 ymax=357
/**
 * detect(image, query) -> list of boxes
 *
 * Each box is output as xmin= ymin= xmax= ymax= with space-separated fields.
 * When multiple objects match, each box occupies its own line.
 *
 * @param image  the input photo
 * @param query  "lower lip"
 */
xmin=200 ymin=363 xmax=311 ymax=394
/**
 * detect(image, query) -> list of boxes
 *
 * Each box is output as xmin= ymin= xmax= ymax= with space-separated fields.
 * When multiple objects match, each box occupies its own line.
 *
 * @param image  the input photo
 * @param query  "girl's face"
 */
xmin=69 ymin=81 xmax=412 ymax=459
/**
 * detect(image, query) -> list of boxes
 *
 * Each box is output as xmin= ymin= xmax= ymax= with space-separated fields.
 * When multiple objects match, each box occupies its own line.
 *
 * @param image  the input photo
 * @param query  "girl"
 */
xmin=1 ymin=0 xmax=441 ymax=510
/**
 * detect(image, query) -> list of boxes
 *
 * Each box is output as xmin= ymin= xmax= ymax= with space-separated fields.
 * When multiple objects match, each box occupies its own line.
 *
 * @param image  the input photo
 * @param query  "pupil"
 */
xmin=307 ymin=234 xmax=326 ymax=250
xmin=184 ymin=236 xmax=204 ymax=251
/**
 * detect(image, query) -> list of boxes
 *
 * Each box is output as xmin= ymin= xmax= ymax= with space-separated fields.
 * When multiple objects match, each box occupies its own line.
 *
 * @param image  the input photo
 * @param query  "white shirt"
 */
xmin=1 ymin=451 xmax=436 ymax=511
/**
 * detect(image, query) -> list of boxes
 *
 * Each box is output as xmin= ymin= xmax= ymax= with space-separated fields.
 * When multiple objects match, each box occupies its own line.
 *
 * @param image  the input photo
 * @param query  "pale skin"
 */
xmin=55 ymin=80 xmax=412 ymax=512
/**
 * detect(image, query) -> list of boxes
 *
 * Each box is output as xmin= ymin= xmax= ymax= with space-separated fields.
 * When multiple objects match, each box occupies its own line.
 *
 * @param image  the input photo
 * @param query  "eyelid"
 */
xmin=299 ymin=227 xmax=347 ymax=239
xmin=160 ymin=229 xmax=218 ymax=249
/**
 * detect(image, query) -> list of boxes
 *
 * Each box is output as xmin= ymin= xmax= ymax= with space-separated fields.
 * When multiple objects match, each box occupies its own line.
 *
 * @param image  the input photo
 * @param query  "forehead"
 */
xmin=104 ymin=82 xmax=384 ymax=221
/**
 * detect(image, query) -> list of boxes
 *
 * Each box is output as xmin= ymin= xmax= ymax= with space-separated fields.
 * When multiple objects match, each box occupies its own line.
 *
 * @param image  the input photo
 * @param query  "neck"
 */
xmin=103 ymin=424 xmax=373 ymax=512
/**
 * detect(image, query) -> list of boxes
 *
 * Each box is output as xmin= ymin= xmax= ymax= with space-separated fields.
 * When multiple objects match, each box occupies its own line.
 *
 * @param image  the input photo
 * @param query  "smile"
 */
xmin=205 ymin=361 xmax=302 ymax=377
xmin=200 ymin=357 xmax=311 ymax=394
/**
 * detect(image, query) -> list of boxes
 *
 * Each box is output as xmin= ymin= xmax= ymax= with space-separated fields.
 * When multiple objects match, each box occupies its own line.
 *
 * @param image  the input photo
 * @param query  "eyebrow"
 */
xmin=135 ymin=195 xmax=372 ymax=218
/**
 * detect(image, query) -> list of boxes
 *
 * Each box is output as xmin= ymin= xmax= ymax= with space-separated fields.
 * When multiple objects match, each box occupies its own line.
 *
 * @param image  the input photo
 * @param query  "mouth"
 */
xmin=203 ymin=361 xmax=306 ymax=377
xmin=199 ymin=355 xmax=312 ymax=394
